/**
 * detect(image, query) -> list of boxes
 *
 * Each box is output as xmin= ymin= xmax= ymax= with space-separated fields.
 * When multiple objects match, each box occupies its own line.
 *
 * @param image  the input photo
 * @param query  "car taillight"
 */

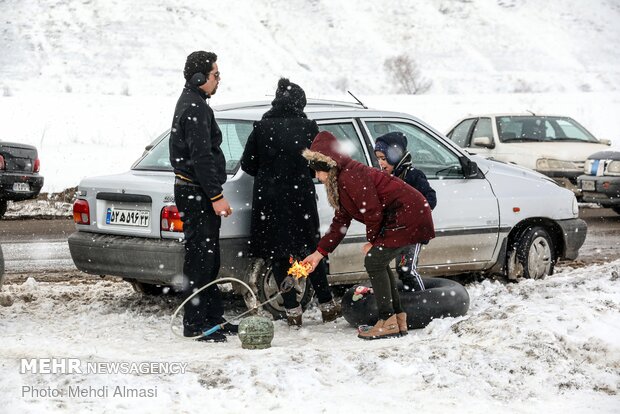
xmin=73 ymin=199 xmax=90 ymax=225
xmin=33 ymin=157 xmax=40 ymax=173
xmin=161 ymin=205 xmax=183 ymax=232
xmin=0 ymin=155 xmax=4 ymax=170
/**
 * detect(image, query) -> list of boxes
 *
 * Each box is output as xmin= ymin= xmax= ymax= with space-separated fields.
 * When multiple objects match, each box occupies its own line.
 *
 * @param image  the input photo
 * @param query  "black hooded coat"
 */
xmin=240 ymin=79 xmax=320 ymax=259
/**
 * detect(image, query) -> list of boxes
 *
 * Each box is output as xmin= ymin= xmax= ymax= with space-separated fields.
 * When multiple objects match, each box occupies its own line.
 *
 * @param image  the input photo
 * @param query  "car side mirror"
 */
xmin=471 ymin=136 xmax=495 ymax=149
xmin=598 ymin=139 xmax=612 ymax=146
xmin=460 ymin=157 xmax=480 ymax=178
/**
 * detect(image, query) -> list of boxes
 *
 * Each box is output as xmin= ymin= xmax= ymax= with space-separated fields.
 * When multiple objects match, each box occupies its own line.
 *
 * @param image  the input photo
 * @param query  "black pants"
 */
xmin=271 ymin=257 xmax=333 ymax=310
xmin=175 ymin=184 xmax=224 ymax=332
xmin=397 ymin=243 xmax=426 ymax=291
xmin=364 ymin=245 xmax=408 ymax=320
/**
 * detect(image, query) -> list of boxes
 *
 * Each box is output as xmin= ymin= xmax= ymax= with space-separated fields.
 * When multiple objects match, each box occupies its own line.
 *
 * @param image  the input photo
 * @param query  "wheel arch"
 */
xmin=507 ymin=217 xmax=564 ymax=261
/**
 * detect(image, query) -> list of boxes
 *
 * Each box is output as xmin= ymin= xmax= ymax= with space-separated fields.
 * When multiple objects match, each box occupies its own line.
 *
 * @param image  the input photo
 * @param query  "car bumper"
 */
xmin=577 ymin=175 xmax=620 ymax=206
xmin=68 ymin=231 xmax=252 ymax=286
xmin=0 ymin=173 xmax=44 ymax=201
xmin=557 ymin=218 xmax=587 ymax=260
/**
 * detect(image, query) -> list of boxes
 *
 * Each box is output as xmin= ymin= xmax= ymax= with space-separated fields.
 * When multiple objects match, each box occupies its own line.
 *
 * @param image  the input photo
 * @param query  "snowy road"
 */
xmin=1 ymin=207 xmax=619 ymax=276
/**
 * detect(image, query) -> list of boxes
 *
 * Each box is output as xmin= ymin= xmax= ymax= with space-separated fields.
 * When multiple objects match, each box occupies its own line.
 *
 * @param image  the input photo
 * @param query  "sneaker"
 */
xmin=286 ymin=305 xmax=303 ymax=327
xmin=183 ymin=326 xmax=227 ymax=343
xmin=358 ymin=314 xmax=401 ymax=340
xmin=319 ymin=300 xmax=342 ymax=323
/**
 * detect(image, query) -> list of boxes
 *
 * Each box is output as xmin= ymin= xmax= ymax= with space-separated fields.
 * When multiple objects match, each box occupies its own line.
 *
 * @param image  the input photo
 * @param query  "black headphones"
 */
xmin=189 ymin=72 xmax=206 ymax=87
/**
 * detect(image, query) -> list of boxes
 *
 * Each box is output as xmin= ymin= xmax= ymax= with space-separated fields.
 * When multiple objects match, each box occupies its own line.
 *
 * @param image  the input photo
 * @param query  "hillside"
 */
xmin=2 ymin=0 xmax=620 ymax=97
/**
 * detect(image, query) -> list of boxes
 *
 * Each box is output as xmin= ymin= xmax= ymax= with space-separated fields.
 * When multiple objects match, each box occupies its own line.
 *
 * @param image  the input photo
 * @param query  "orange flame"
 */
xmin=287 ymin=258 xmax=312 ymax=279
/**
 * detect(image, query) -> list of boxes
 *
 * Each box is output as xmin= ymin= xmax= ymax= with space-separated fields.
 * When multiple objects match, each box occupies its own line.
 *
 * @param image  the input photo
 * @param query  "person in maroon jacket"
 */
xmin=302 ymin=131 xmax=435 ymax=340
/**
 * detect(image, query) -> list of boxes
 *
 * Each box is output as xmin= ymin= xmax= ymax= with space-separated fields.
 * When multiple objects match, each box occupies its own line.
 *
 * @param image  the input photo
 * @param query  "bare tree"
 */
xmin=384 ymin=54 xmax=432 ymax=94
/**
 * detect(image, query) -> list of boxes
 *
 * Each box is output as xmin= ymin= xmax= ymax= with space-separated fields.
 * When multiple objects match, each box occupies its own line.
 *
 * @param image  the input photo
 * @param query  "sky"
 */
xmin=1 ymin=1 xmax=619 ymax=412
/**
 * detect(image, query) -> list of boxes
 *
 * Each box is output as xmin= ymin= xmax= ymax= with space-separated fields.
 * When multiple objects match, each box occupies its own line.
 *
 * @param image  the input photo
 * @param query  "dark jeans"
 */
xmin=364 ymin=245 xmax=408 ymax=320
xmin=271 ymin=257 xmax=332 ymax=310
xmin=175 ymin=184 xmax=224 ymax=332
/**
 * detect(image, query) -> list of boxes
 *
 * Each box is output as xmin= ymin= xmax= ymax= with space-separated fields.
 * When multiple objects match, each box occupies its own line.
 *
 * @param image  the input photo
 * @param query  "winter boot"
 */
xmin=358 ymin=314 xmax=400 ymax=340
xmin=319 ymin=299 xmax=342 ymax=323
xmin=396 ymin=312 xmax=408 ymax=336
xmin=286 ymin=305 xmax=303 ymax=327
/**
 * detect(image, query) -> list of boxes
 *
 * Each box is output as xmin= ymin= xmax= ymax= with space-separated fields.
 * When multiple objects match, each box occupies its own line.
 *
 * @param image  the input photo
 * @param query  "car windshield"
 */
xmin=496 ymin=116 xmax=598 ymax=143
xmin=133 ymin=120 xmax=254 ymax=174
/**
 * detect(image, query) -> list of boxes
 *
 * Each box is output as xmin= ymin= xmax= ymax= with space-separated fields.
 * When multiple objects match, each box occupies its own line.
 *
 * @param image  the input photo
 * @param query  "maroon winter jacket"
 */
xmin=309 ymin=131 xmax=435 ymax=255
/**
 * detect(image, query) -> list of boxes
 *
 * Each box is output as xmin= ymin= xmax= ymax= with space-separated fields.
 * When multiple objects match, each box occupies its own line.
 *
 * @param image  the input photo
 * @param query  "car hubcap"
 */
xmin=527 ymin=236 xmax=552 ymax=278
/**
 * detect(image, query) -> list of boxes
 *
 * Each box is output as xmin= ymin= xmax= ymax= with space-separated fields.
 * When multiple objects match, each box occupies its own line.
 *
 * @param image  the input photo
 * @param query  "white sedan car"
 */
xmin=446 ymin=114 xmax=611 ymax=197
xmin=68 ymin=101 xmax=587 ymax=317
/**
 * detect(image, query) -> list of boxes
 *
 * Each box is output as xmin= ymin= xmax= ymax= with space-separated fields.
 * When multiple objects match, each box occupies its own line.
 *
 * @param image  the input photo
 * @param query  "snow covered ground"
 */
xmin=1 ymin=261 xmax=619 ymax=413
xmin=2 ymin=0 xmax=620 ymax=412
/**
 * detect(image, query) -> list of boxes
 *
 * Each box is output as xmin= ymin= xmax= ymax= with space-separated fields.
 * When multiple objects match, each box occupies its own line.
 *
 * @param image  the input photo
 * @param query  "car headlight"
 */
xmin=536 ymin=158 xmax=580 ymax=171
xmin=583 ymin=159 xmax=595 ymax=174
xmin=606 ymin=160 xmax=620 ymax=176
xmin=572 ymin=196 xmax=579 ymax=216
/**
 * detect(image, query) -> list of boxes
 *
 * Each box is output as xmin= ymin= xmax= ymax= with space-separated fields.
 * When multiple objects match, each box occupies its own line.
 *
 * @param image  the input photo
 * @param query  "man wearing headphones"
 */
xmin=169 ymin=51 xmax=235 ymax=343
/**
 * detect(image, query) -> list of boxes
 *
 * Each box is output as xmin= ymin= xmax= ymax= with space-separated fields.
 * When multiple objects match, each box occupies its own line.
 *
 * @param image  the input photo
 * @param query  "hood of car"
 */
xmin=497 ymin=141 xmax=609 ymax=161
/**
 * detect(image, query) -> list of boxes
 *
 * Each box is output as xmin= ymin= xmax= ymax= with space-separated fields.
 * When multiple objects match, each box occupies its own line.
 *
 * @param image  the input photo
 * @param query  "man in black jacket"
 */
xmin=169 ymin=51 xmax=235 ymax=342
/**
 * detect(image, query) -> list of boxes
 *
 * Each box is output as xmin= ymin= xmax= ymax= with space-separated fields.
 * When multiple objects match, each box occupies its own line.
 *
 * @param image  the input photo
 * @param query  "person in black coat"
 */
xmin=169 ymin=51 xmax=235 ymax=343
xmin=374 ymin=131 xmax=437 ymax=292
xmin=240 ymin=78 xmax=340 ymax=327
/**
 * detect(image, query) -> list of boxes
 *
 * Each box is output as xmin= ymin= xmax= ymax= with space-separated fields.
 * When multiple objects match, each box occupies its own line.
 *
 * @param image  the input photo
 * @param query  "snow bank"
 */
xmin=1 ymin=262 xmax=618 ymax=413
xmin=1 ymin=91 xmax=619 ymax=194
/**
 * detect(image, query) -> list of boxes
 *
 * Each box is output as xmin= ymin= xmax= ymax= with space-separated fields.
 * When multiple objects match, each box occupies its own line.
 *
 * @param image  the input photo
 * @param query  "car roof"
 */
xmin=460 ymin=113 xmax=574 ymax=119
xmin=213 ymin=99 xmax=419 ymax=121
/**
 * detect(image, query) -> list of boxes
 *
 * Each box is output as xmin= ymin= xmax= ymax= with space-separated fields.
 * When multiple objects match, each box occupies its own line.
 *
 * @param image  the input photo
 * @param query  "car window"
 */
xmin=319 ymin=122 xmax=368 ymax=165
xmin=365 ymin=121 xmax=463 ymax=179
xmin=496 ymin=116 xmax=598 ymax=143
xmin=472 ymin=118 xmax=492 ymax=139
xmin=133 ymin=120 xmax=254 ymax=174
xmin=448 ymin=119 xmax=475 ymax=147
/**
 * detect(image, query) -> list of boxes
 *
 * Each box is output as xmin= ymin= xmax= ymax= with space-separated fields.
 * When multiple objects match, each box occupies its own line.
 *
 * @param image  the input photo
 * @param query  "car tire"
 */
xmin=130 ymin=281 xmax=177 ymax=296
xmin=255 ymin=261 xmax=314 ymax=320
xmin=0 ymin=200 xmax=7 ymax=219
xmin=509 ymin=226 xmax=555 ymax=279
xmin=611 ymin=206 xmax=620 ymax=215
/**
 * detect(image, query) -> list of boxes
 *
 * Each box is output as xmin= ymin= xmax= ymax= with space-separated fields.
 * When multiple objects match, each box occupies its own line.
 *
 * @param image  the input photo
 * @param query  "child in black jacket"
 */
xmin=374 ymin=132 xmax=437 ymax=292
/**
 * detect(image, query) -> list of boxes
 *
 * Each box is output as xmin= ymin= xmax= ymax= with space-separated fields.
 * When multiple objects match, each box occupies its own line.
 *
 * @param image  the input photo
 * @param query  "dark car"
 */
xmin=578 ymin=150 xmax=620 ymax=214
xmin=0 ymin=141 xmax=44 ymax=218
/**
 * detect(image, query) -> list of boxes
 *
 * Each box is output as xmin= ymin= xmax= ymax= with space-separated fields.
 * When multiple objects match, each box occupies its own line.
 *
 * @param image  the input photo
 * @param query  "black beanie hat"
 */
xmin=183 ymin=51 xmax=217 ymax=81
xmin=271 ymin=78 xmax=307 ymax=111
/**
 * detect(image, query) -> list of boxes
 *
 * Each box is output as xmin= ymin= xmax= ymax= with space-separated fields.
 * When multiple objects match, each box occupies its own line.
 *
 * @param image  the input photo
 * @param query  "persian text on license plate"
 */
xmin=13 ymin=182 xmax=30 ymax=192
xmin=581 ymin=180 xmax=595 ymax=191
xmin=106 ymin=208 xmax=150 ymax=227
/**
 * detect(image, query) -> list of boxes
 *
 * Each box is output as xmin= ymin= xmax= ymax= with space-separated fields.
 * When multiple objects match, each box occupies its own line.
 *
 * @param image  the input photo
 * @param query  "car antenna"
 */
xmin=347 ymin=91 xmax=368 ymax=109
xmin=526 ymin=109 xmax=536 ymax=116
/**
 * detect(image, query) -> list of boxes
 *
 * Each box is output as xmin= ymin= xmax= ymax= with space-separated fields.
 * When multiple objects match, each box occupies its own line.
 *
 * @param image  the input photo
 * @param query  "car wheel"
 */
xmin=611 ymin=206 xmax=620 ymax=215
xmin=256 ymin=261 xmax=314 ymax=319
xmin=0 ymin=200 xmax=7 ymax=219
xmin=130 ymin=281 xmax=177 ymax=296
xmin=508 ymin=226 xmax=555 ymax=279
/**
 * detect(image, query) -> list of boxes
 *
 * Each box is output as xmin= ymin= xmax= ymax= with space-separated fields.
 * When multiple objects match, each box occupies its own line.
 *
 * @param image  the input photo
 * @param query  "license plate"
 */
xmin=581 ymin=180 xmax=595 ymax=191
xmin=13 ymin=182 xmax=30 ymax=192
xmin=106 ymin=208 xmax=150 ymax=227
